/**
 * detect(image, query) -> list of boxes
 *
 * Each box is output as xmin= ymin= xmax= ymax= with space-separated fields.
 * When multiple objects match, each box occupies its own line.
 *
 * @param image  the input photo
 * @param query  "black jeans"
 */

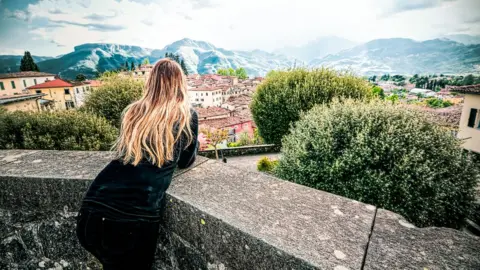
xmin=76 ymin=207 xmax=161 ymax=270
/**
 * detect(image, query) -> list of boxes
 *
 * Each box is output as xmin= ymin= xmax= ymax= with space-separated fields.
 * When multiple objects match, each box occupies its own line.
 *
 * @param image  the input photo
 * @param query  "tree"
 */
xmin=227 ymin=68 xmax=235 ymax=76
xmin=19 ymin=51 xmax=40 ymax=72
xmin=235 ymin=67 xmax=248 ymax=79
xmin=166 ymin=53 xmax=189 ymax=75
xmin=75 ymin=74 xmax=87 ymax=82
xmin=250 ymin=68 xmax=372 ymax=145
xmin=130 ymin=61 xmax=135 ymax=71
xmin=386 ymin=93 xmax=399 ymax=104
xmin=82 ymin=76 xmax=144 ymax=128
xmin=124 ymin=61 xmax=129 ymax=71
xmin=217 ymin=69 xmax=228 ymax=76
xmin=142 ymin=58 xmax=150 ymax=65
xmin=380 ymin=74 xmax=390 ymax=81
xmin=372 ymin=86 xmax=385 ymax=99
xmin=276 ymin=99 xmax=478 ymax=228
xmin=180 ymin=60 xmax=189 ymax=75
xmin=200 ymin=127 xmax=229 ymax=160
xmin=463 ymin=74 xmax=474 ymax=85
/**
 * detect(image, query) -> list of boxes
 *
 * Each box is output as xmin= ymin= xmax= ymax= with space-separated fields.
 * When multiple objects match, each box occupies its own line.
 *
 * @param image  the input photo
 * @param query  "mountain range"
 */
xmin=0 ymin=35 xmax=479 ymax=79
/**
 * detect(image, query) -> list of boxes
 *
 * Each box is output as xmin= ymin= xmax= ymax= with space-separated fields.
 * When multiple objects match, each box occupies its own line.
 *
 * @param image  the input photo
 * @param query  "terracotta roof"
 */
xmin=27 ymin=79 xmax=73 ymax=89
xmin=0 ymin=93 xmax=46 ymax=105
xmin=189 ymin=86 xmax=223 ymax=91
xmin=85 ymin=80 xmax=102 ymax=87
xmin=195 ymin=107 xmax=231 ymax=119
xmin=0 ymin=72 xmax=55 ymax=80
xmin=199 ymin=116 xmax=251 ymax=129
xmin=447 ymin=84 xmax=480 ymax=94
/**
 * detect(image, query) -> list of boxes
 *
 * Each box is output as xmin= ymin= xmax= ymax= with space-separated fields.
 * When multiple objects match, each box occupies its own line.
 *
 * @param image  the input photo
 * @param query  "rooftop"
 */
xmin=195 ymin=107 xmax=231 ymax=119
xmin=0 ymin=93 xmax=46 ymax=105
xmin=0 ymin=72 xmax=55 ymax=80
xmin=199 ymin=116 xmax=251 ymax=129
xmin=448 ymin=84 xmax=480 ymax=95
xmin=26 ymin=79 xmax=73 ymax=89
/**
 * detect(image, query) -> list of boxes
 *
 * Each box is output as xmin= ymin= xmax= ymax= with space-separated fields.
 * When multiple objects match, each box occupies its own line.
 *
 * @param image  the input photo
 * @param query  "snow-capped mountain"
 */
xmin=0 ymin=39 xmax=297 ymax=79
xmin=310 ymin=38 xmax=480 ymax=75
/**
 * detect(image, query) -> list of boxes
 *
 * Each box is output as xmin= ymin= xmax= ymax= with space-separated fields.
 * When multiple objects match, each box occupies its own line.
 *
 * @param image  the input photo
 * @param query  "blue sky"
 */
xmin=0 ymin=0 xmax=479 ymax=56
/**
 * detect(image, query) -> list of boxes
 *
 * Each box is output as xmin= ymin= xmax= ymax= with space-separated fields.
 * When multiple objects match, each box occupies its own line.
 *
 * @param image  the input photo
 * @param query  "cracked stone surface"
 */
xmin=364 ymin=209 xmax=480 ymax=270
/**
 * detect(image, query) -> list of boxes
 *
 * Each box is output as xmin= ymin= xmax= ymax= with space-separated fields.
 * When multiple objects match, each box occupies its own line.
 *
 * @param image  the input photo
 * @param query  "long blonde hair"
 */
xmin=113 ymin=58 xmax=193 ymax=167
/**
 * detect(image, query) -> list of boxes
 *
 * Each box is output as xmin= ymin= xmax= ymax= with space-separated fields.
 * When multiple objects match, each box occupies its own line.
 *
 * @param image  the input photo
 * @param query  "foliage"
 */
xmin=425 ymin=98 xmax=453 ymax=109
xmin=380 ymin=74 xmax=390 ymax=81
xmin=217 ymin=67 xmax=248 ymax=79
xmin=371 ymin=86 xmax=385 ymax=99
xmin=235 ymin=68 xmax=248 ymax=79
xmin=251 ymin=68 xmax=372 ymax=145
xmin=200 ymin=127 xmax=229 ymax=159
xmin=20 ymin=51 xmax=40 ymax=72
xmin=276 ymin=99 xmax=478 ymax=228
xmin=0 ymin=110 xmax=117 ymax=150
xmin=257 ymin=157 xmax=279 ymax=173
xmin=227 ymin=142 xmax=241 ymax=148
xmin=130 ymin=61 xmax=135 ymax=71
xmin=142 ymin=58 xmax=150 ymax=65
xmin=75 ymin=73 xmax=87 ymax=82
xmin=253 ymin=128 xmax=264 ymax=145
xmin=165 ymin=53 xmax=189 ymax=75
xmin=238 ymin=132 xmax=252 ymax=146
xmin=82 ymin=76 xmax=144 ymax=128
xmin=385 ymin=93 xmax=399 ymax=104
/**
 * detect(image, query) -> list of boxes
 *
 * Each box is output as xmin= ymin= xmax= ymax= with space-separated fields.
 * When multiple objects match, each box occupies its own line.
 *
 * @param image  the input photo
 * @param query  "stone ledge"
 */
xmin=0 ymin=150 xmax=479 ymax=270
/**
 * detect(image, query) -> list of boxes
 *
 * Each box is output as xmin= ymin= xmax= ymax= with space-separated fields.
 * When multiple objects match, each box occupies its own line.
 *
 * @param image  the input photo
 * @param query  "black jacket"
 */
xmin=81 ymin=110 xmax=199 ymax=218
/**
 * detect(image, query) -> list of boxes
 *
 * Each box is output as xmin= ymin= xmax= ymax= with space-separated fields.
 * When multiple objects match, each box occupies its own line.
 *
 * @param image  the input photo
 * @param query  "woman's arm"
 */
xmin=178 ymin=110 xmax=199 ymax=169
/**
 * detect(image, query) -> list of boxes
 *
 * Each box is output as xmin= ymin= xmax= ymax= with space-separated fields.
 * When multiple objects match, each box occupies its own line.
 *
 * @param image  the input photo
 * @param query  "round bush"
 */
xmin=250 ymin=68 xmax=372 ymax=145
xmin=0 ymin=110 xmax=118 ymax=151
xmin=82 ymin=76 xmax=144 ymax=127
xmin=276 ymin=100 xmax=478 ymax=228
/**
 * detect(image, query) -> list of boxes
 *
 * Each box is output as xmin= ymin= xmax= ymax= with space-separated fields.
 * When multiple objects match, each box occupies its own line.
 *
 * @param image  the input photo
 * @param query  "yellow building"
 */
xmin=0 ymin=93 xmax=45 ymax=112
xmin=451 ymin=84 xmax=480 ymax=153
xmin=0 ymin=72 xmax=55 ymax=96
xmin=26 ymin=79 xmax=78 ymax=111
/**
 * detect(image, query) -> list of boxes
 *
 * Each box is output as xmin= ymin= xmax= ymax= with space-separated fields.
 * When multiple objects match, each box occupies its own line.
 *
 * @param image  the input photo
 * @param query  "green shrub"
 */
xmin=371 ymin=85 xmax=385 ymax=99
xmin=0 ymin=110 xmax=118 ymax=150
xmin=82 ymin=76 xmax=144 ymax=127
xmin=257 ymin=157 xmax=279 ymax=173
xmin=425 ymin=98 xmax=453 ymax=109
xmin=227 ymin=142 xmax=241 ymax=148
xmin=276 ymin=99 xmax=478 ymax=228
xmin=250 ymin=68 xmax=372 ymax=145
xmin=238 ymin=132 xmax=252 ymax=146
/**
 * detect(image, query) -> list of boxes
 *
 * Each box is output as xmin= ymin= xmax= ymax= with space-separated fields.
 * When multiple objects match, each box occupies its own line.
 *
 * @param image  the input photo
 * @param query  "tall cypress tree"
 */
xmin=20 ymin=51 xmax=40 ymax=72
xmin=130 ymin=61 xmax=135 ymax=71
xmin=180 ymin=60 xmax=189 ymax=75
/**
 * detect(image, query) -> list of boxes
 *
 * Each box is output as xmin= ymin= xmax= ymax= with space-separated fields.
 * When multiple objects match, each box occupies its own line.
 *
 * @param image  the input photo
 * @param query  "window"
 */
xmin=64 ymin=89 xmax=70 ymax=94
xmin=195 ymin=99 xmax=199 ymax=101
xmin=0 ymin=82 xmax=4 ymax=90
xmin=35 ymin=90 xmax=42 ymax=94
xmin=201 ymin=99 xmax=204 ymax=101
xmin=23 ymin=80 xmax=27 ymax=87
xmin=65 ymin=101 xmax=75 ymax=110
xmin=467 ymin=108 xmax=478 ymax=128
xmin=196 ymin=93 xmax=198 ymax=96
xmin=34 ymin=79 xmax=37 ymax=85
xmin=142 ymin=71 xmax=145 ymax=75
xmin=11 ymin=81 xmax=16 ymax=89
xmin=206 ymin=93 xmax=208 ymax=96
xmin=201 ymin=93 xmax=203 ymax=96
xmin=76 ymin=88 xmax=79 ymax=94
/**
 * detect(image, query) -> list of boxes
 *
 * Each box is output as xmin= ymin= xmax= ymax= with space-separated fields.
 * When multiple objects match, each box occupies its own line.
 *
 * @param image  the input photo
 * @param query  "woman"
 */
xmin=76 ymin=59 xmax=198 ymax=270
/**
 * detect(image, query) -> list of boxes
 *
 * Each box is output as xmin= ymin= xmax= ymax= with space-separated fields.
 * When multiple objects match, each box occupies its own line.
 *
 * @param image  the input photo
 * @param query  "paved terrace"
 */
xmin=0 ymin=150 xmax=479 ymax=269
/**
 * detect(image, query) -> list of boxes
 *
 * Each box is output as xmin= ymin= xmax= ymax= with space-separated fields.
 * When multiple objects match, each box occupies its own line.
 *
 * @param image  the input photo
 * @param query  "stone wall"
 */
xmin=0 ymin=150 xmax=479 ymax=270
xmin=198 ymin=144 xmax=280 ymax=159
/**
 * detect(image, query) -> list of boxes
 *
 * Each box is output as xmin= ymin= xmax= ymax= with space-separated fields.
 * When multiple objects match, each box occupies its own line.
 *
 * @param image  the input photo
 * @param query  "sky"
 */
xmin=0 ymin=0 xmax=479 ymax=56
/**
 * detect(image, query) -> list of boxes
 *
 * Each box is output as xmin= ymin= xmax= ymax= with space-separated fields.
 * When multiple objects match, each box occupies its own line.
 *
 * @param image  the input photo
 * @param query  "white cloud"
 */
xmin=4 ymin=0 xmax=479 ymax=56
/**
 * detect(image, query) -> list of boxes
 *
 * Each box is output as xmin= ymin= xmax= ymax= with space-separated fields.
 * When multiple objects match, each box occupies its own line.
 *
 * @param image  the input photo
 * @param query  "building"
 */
xmin=0 ymin=93 xmax=45 ymax=112
xmin=0 ymin=72 xmax=55 ymax=96
xmin=26 ymin=79 xmax=80 ymax=111
xmin=188 ymin=87 xmax=225 ymax=107
xmin=409 ymin=88 xmax=436 ymax=97
xmin=449 ymin=84 xmax=480 ymax=153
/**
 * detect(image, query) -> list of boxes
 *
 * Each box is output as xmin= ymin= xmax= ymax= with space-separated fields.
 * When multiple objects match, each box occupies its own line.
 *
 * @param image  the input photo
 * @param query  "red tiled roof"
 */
xmin=195 ymin=107 xmax=231 ymax=119
xmin=199 ymin=116 xmax=251 ymax=129
xmin=86 ymin=80 xmax=102 ymax=87
xmin=27 ymin=79 xmax=73 ymax=89
xmin=189 ymin=86 xmax=223 ymax=91
xmin=447 ymin=84 xmax=480 ymax=94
